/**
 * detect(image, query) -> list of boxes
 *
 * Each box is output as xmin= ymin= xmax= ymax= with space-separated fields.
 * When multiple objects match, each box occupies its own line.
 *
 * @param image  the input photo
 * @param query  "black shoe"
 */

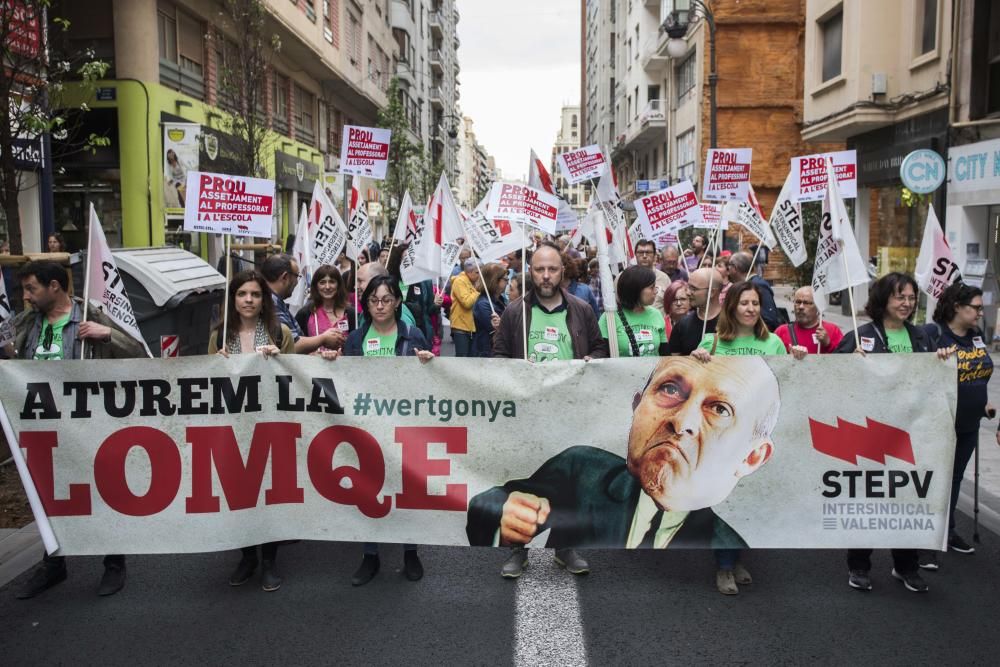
xmin=351 ymin=554 xmax=380 ymax=586
xmin=228 ymin=554 xmax=258 ymax=586
xmin=847 ymin=569 xmax=872 ymax=591
xmin=97 ymin=562 xmax=126 ymax=597
xmin=918 ymin=550 xmax=939 ymax=571
xmin=15 ymin=564 xmax=67 ymax=599
xmin=403 ymin=551 xmax=424 ymax=581
xmin=891 ymin=568 xmax=929 ymax=593
xmin=948 ymin=534 xmax=975 ymax=554
xmin=260 ymin=560 xmax=282 ymax=592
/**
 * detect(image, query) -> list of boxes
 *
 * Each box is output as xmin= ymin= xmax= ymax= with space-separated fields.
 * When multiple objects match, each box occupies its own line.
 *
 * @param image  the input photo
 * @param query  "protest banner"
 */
xmin=792 ymin=150 xmax=858 ymax=202
xmin=702 ymin=148 xmax=752 ymax=201
xmin=183 ymin=171 xmax=275 ymax=237
xmin=84 ymin=205 xmax=153 ymax=357
xmin=288 ymin=204 xmax=312 ymax=311
xmin=346 ymin=176 xmax=373 ymax=261
xmin=724 ymin=195 xmax=777 ymax=251
xmin=163 ymin=122 xmax=199 ymax=218
xmin=813 ymin=159 xmax=869 ymax=320
xmin=635 ymin=181 xmax=703 ymax=248
xmin=0 ymin=353 xmax=955 ymax=555
xmin=307 ymin=180 xmax=349 ymax=268
xmin=464 ymin=201 xmax=525 ymax=263
xmin=486 ymin=182 xmax=559 ymax=235
xmin=339 ymin=125 xmax=391 ymax=180
xmin=556 ymin=144 xmax=607 ymax=185
xmin=769 ymin=172 xmax=808 ymax=267
xmin=914 ymin=204 xmax=960 ymax=300
xmin=698 ymin=202 xmax=726 ymax=231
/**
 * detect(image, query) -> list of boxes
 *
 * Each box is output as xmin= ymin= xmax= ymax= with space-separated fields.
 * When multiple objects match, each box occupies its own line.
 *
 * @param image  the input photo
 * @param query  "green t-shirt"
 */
xmin=528 ymin=306 xmax=574 ymax=362
xmin=698 ymin=332 xmax=787 ymax=356
xmin=599 ymin=307 xmax=666 ymax=357
xmin=885 ymin=327 xmax=913 ymax=354
xmin=362 ymin=325 xmax=398 ymax=357
xmin=33 ymin=313 xmax=71 ymax=361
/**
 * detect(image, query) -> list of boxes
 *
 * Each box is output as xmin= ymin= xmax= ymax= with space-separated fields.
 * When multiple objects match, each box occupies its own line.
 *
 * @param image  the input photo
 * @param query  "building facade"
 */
xmin=551 ymin=105 xmax=588 ymax=215
xmin=22 ymin=0 xmax=402 ymax=261
xmin=455 ymin=115 xmax=495 ymax=210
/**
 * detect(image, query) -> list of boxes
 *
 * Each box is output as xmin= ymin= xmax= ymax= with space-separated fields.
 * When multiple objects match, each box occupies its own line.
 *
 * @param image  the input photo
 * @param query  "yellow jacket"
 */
xmin=450 ymin=272 xmax=479 ymax=333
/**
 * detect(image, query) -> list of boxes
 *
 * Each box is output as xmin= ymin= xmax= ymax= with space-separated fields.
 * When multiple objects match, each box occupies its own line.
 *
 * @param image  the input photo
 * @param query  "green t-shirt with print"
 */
xmin=599 ymin=306 xmax=666 ymax=357
xmin=698 ymin=333 xmax=787 ymax=356
xmin=33 ymin=313 xmax=71 ymax=361
xmin=362 ymin=325 xmax=398 ymax=357
xmin=885 ymin=327 xmax=913 ymax=354
xmin=528 ymin=306 xmax=574 ymax=362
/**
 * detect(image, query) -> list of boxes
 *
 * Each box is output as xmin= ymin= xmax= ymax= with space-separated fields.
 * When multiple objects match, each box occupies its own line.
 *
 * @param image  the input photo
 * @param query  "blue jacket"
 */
xmin=568 ymin=280 xmax=600 ymax=318
xmin=472 ymin=294 xmax=505 ymax=357
xmin=344 ymin=320 xmax=429 ymax=357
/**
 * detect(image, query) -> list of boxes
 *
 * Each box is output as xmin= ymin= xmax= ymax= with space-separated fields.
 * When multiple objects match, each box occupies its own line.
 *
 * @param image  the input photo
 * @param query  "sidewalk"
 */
xmin=774 ymin=283 xmax=1000 ymax=537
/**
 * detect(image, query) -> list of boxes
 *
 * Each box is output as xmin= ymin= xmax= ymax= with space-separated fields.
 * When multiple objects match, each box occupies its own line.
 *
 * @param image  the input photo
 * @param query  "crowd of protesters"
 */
xmin=4 ymin=224 xmax=997 ymax=600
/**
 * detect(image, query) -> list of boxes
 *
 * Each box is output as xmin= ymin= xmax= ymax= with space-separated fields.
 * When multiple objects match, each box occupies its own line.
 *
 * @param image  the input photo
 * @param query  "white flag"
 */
xmin=769 ymin=172 xmax=808 ymax=267
xmin=0 ymin=270 xmax=14 ymax=347
xmin=464 ymin=194 xmax=526 ymax=263
xmin=307 ymin=180 xmax=349 ymax=267
xmin=288 ymin=203 xmax=312 ymax=311
xmin=410 ymin=174 xmax=464 ymax=279
xmin=812 ymin=159 xmax=869 ymax=314
xmin=392 ymin=190 xmax=418 ymax=244
xmin=914 ymin=204 xmax=960 ymax=299
xmin=724 ymin=184 xmax=777 ymax=249
xmin=84 ymin=204 xmax=152 ymax=357
xmin=346 ymin=176 xmax=373 ymax=261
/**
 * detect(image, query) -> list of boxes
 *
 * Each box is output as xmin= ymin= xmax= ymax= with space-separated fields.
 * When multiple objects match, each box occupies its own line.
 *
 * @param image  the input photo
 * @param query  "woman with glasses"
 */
xmin=662 ymin=279 xmax=691 ymax=340
xmin=294 ymin=265 xmax=354 ymax=356
xmin=343 ymin=275 xmax=434 ymax=585
xmin=600 ymin=265 xmax=668 ymax=357
xmin=922 ymin=282 xmax=994 ymax=563
xmin=835 ymin=272 xmax=949 ymax=594
xmin=208 ymin=270 xmax=294 ymax=592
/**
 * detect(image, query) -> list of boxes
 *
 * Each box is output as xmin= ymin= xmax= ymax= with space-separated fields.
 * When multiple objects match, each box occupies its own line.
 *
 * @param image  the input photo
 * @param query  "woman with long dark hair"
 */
xmin=692 ymin=280 xmax=806 ymax=595
xmin=599 ymin=265 xmax=668 ymax=357
xmin=208 ymin=270 xmax=294 ymax=592
xmin=472 ymin=263 xmax=508 ymax=357
xmin=294 ymin=264 xmax=354 ymax=355
xmin=343 ymin=275 xmax=433 ymax=585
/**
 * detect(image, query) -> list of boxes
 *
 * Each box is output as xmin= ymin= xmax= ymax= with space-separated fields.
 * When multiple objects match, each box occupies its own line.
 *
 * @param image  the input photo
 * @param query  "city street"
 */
xmin=1 ymin=519 xmax=998 ymax=665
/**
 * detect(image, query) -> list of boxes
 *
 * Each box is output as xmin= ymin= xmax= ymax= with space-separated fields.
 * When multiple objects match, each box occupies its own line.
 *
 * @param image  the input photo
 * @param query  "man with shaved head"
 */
xmin=466 ymin=356 xmax=781 ymax=550
xmin=775 ymin=286 xmax=844 ymax=354
xmin=668 ymin=266 xmax=725 ymax=356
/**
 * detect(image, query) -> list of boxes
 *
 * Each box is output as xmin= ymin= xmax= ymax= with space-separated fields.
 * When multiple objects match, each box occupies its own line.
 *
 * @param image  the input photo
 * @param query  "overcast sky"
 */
xmin=456 ymin=1 xmax=581 ymax=182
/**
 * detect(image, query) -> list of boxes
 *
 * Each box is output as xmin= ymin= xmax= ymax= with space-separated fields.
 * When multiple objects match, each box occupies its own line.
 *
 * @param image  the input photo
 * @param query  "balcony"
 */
xmin=622 ymin=99 xmax=667 ymax=151
xmin=641 ymin=34 xmax=669 ymax=73
xmin=429 ymin=85 xmax=444 ymax=108
xmin=429 ymin=11 xmax=443 ymax=38
xmin=430 ymin=48 xmax=443 ymax=74
xmin=395 ymin=59 xmax=415 ymax=87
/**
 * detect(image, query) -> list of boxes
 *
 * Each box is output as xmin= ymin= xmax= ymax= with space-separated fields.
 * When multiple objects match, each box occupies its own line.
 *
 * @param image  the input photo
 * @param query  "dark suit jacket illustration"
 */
xmin=466 ymin=445 xmax=748 ymax=550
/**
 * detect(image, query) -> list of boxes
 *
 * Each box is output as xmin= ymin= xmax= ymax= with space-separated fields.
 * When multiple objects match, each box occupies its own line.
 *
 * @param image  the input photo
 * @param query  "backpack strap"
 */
xmin=617 ymin=308 xmax=642 ymax=357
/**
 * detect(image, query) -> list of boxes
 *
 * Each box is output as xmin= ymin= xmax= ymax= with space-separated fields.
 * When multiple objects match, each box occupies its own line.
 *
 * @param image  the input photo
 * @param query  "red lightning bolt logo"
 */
xmin=809 ymin=417 xmax=916 ymax=465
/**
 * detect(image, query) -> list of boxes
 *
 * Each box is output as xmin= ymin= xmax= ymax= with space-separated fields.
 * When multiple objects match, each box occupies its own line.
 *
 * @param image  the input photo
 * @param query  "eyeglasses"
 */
xmin=890 ymin=296 xmax=918 ymax=304
xmin=367 ymin=297 xmax=396 ymax=307
xmin=962 ymin=303 xmax=985 ymax=312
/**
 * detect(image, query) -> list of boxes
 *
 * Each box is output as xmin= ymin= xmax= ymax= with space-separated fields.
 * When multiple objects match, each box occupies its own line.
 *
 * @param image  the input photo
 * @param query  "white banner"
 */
xmin=85 ymin=205 xmax=152 ymax=357
xmin=813 ymin=159 xmax=869 ymax=313
xmin=914 ymin=204 xmax=960 ymax=299
xmin=769 ymin=172 xmax=808 ymax=267
xmin=183 ymin=171 xmax=275 ymax=237
xmin=346 ymin=176 xmax=373 ymax=261
xmin=702 ymin=148 xmax=752 ymax=201
xmin=636 ymin=181 xmax=703 ymax=248
xmin=792 ymin=150 xmax=858 ymax=202
xmin=465 ymin=199 xmax=525 ymax=263
xmin=339 ymin=125 xmax=391 ymax=180
xmin=0 ymin=354 xmax=955 ymax=555
xmin=556 ymin=144 xmax=608 ymax=185
xmin=486 ymin=182 xmax=559 ymax=235
xmin=698 ymin=202 xmax=726 ymax=230
xmin=724 ymin=190 xmax=777 ymax=250
xmin=307 ymin=180 xmax=349 ymax=268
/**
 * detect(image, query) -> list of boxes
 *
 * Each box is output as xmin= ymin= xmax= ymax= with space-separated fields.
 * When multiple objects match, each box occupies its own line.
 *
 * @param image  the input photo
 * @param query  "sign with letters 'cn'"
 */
xmin=339 ymin=125 xmax=392 ymax=180
xmin=183 ymin=171 xmax=275 ymax=237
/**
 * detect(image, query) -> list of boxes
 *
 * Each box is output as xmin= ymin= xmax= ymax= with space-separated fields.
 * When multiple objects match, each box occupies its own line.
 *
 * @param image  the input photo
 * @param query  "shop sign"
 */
xmin=900 ymin=149 xmax=945 ymax=194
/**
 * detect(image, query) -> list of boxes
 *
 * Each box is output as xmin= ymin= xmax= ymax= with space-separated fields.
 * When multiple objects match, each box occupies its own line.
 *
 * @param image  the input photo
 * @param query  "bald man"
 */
xmin=668 ymin=267 xmax=725 ymax=356
xmin=774 ymin=286 xmax=844 ymax=354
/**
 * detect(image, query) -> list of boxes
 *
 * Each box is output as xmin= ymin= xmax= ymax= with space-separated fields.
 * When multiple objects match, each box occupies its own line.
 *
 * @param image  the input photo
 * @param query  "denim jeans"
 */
xmin=714 ymin=548 xmax=740 ymax=570
xmin=453 ymin=330 xmax=474 ymax=357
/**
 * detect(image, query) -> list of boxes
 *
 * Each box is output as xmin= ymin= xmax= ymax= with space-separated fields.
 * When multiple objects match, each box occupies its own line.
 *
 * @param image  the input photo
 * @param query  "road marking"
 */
xmin=514 ymin=549 xmax=588 ymax=666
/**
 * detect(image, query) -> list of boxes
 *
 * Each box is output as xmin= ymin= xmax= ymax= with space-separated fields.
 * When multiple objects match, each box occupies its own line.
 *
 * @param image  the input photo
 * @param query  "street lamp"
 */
xmin=663 ymin=0 xmax=717 ymax=149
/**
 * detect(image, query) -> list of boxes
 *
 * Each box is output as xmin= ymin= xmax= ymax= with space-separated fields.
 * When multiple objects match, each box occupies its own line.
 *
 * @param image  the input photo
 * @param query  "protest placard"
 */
xmin=183 ymin=171 xmax=275 ymax=236
xmin=339 ymin=125 xmax=391 ymax=179
xmin=556 ymin=144 xmax=607 ymax=184
xmin=792 ymin=149 xmax=858 ymax=202
xmin=702 ymin=148 xmax=752 ymax=201
xmin=486 ymin=182 xmax=559 ymax=235
xmin=635 ymin=181 xmax=703 ymax=247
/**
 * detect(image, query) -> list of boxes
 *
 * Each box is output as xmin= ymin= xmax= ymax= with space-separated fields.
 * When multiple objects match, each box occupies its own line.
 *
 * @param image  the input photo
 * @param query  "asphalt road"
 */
xmin=2 ymin=516 xmax=999 ymax=666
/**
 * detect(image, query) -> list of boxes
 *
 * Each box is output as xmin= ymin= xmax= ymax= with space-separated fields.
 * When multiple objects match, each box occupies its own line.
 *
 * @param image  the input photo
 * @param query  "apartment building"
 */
xmin=389 ymin=0 xmax=461 ymax=182
xmin=36 ymin=0 xmax=397 ymax=260
xmin=551 ymin=105 xmax=589 ymax=215
xmin=455 ymin=115 xmax=495 ymax=210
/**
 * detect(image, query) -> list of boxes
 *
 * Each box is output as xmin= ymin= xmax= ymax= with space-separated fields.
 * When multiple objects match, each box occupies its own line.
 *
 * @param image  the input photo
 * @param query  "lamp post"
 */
xmin=663 ymin=0 xmax=717 ymax=149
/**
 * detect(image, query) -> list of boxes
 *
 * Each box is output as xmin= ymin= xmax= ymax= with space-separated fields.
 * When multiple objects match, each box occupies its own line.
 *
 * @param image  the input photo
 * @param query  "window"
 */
xmin=635 ymin=24 xmax=639 ymax=59
xmin=215 ymin=38 xmax=239 ymax=112
xmin=177 ymin=12 xmax=203 ymax=76
xmin=157 ymin=10 xmax=177 ymax=62
xmin=294 ymin=84 xmax=315 ymax=145
xmin=347 ymin=8 xmax=362 ymax=69
xmin=273 ymin=72 xmax=289 ymax=134
xmin=677 ymin=129 xmax=695 ymax=183
xmin=917 ymin=0 xmax=937 ymax=55
xmin=820 ymin=9 xmax=843 ymax=82
xmin=323 ymin=0 xmax=337 ymax=44
xmin=571 ymin=114 xmax=578 ymax=128
xmin=157 ymin=4 xmax=204 ymax=100
xmin=971 ymin=0 xmax=1000 ymax=118
xmin=676 ymin=53 xmax=695 ymax=100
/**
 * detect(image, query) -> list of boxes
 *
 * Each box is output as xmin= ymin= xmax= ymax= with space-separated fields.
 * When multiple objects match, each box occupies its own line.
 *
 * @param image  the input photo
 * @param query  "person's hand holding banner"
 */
xmin=500 ymin=491 xmax=551 ymax=545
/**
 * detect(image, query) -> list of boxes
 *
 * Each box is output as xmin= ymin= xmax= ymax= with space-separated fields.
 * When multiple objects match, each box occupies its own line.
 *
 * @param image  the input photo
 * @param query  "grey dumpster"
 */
xmin=110 ymin=247 xmax=226 ymax=356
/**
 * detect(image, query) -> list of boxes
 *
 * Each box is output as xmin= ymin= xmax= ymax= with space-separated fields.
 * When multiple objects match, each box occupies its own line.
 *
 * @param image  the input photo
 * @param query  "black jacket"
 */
xmin=466 ymin=445 xmax=747 ymax=550
xmin=835 ymin=320 xmax=937 ymax=354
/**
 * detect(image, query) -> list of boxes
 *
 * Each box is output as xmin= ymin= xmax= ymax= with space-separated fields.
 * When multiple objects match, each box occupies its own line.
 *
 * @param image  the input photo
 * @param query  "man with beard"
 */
xmin=490 ymin=240 xmax=608 ymax=577
xmin=466 ymin=356 xmax=780 ymax=553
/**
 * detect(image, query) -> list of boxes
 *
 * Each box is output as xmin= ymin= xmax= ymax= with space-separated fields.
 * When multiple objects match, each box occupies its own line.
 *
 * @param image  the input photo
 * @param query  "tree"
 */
xmin=0 ymin=1 xmax=108 ymax=254
xmin=377 ymin=77 xmax=422 ymax=222
xmin=214 ymin=0 xmax=281 ymax=179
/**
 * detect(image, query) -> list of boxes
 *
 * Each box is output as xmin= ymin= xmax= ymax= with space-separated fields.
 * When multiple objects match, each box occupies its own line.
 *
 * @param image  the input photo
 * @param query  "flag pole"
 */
xmin=520 ymin=223 xmax=528 ymax=360
xmin=222 ymin=234 xmax=231 ymax=347
xmin=701 ymin=228 xmax=719 ymax=343
xmin=840 ymin=243 xmax=860 ymax=343
xmin=592 ymin=200 xmax=620 ymax=359
xmin=472 ymin=250 xmax=496 ymax=316
xmin=745 ymin=241 xmax=763 ymax=281
xmin=81 ymin=203 xmax=95 ymax=359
